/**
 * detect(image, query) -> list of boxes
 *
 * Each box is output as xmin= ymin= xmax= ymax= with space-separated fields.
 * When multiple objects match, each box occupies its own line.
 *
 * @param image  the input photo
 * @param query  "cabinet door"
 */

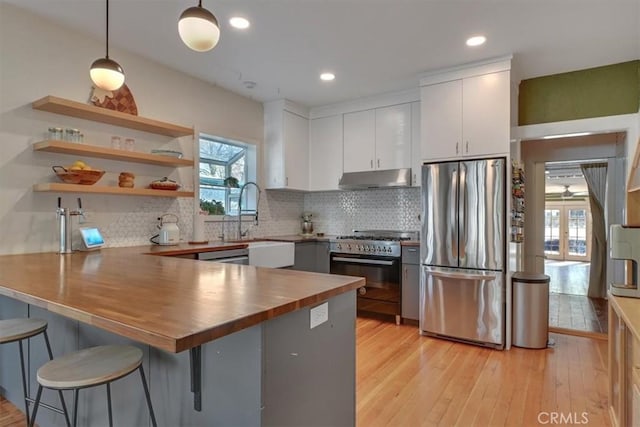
xmin=315 ymin=242 xmax=330 ymax=274
xmin=401 ymin=263 xmax=420 ymax=321
xmin=610 ymin=304 xmax=625 ymax=427
xmin=375 ymin=103 xmax=411 ymax=170
xmin=309 ymin=115 xmax=343 ymax=191
xmin=420 ymin=80 xmax=462 ymax=161
xmin=462 ymin=71 xmax=510 ymax=157
xmin=410 ymin=102 xmax=421 ymax=187
xmin=343 ymin=110 xmax=375 ymax=173
xmin=293 ymin=242 xmax=318 ymax=272
xmin=283 ymin=111 xmax=309 ymax=190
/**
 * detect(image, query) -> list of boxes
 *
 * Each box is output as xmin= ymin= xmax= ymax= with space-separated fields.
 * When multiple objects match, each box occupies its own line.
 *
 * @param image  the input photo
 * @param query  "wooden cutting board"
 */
xmin=90 ymin=84 xmax=138 ymax=115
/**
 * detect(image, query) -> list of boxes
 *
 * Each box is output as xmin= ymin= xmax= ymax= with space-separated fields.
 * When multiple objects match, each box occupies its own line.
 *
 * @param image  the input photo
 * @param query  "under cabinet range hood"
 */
xmin=338 ymin=168 xmax=411 ymax=190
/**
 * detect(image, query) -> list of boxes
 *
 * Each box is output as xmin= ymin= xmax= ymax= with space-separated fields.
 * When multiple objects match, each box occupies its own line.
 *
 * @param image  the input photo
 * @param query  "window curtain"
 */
xmin=580 ymin=162 xmax=608 ymax=299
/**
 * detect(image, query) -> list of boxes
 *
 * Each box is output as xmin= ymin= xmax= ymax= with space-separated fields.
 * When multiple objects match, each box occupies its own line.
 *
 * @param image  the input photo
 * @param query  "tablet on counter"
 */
xmin=79 ymin=227 xmax=105 ymax=250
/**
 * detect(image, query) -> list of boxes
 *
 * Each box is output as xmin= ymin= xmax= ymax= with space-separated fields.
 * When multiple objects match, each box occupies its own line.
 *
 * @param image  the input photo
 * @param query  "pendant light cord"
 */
xmin=105 ymin=0 xmax=110 ymax=59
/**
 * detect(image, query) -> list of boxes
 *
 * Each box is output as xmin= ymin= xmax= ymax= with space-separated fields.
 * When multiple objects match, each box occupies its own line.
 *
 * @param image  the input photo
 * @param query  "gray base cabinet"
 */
xmin=291 ymin=241 xmax=330 ymax=273
xmin=401 ymin=246 xmax=420 ymax=321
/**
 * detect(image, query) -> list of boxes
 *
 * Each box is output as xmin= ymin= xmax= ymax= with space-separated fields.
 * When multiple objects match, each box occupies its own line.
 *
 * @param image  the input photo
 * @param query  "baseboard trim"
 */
xmin=549 ymin=326 xmax=608 ymax=341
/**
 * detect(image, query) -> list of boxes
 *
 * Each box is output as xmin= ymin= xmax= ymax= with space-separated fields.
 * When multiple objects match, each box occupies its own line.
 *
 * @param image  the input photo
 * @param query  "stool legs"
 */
xmin=43 ymin=331 xmax=71 ymax=427
xmin=106 ymin=383 xmax=113 ymax=427
xmin=28 ymin=386 xmax=42 ymax=427
xmin=18 ymin=340 xmax=30 ymax=424
xmin=72 ymin=390 xmax=79 ymax=427
xmin=139 ymin=365 xmax=157 ymax=427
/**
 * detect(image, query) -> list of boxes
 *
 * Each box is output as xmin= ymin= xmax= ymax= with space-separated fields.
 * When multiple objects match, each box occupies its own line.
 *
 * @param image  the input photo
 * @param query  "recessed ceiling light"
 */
xmin=229 ymin=17 xmax=250 ymax=29
xmin=466 ymin=35 xmax=486 ymax=47
xmin=320 ymin=72 xmax=335 ymax=81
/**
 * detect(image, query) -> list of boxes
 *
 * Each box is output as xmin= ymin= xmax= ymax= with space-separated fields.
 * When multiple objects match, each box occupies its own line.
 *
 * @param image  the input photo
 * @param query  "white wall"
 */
xmin=0 ymin=3 xmax=271 ymax=254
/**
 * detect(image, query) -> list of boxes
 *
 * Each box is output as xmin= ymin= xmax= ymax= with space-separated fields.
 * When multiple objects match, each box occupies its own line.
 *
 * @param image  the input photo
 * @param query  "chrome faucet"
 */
xmin=56 ymin=197 xmax=84 ymax=254
xmin=237 ymin=181 xmax=261 ymax=240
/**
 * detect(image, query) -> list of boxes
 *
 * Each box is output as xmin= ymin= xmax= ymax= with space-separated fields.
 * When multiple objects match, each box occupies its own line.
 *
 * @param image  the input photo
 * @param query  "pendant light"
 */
xmin=178 ymin=0 xmax=220 ymax=52
xmin=90 ymin=0 xmax=125 ymax=91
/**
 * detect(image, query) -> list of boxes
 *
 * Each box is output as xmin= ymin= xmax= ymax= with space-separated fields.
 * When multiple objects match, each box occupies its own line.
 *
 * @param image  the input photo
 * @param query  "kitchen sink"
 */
xmin=247 ymin=241 xmax=294 ymax=268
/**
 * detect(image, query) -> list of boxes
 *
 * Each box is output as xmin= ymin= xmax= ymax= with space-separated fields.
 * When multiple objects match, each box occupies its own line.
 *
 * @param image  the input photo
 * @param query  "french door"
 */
xmin=544 ymin=202 xmax=591 ymax=261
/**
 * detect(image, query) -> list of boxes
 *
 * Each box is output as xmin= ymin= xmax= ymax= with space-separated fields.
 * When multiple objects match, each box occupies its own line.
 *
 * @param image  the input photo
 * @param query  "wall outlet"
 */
xmin=310 ymin=302 xmax=329 ymax=329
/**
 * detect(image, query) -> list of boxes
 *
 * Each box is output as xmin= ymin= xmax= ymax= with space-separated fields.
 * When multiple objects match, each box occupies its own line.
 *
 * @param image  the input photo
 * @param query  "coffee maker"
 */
xmin=610 ymin=224 xmax=640 ymax=297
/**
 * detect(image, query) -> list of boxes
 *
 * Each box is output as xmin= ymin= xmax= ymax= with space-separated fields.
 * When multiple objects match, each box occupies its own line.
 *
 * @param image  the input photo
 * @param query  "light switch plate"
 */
xmin=310 ymin=302 xmax=329 ymax=329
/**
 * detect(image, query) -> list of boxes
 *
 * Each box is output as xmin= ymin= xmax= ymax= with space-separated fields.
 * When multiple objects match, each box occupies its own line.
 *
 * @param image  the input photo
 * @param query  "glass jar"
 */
xmin=48 ymin=127 xmax=63 ymax=140
xmin=111 ymin=136 xmax=121 ymax=150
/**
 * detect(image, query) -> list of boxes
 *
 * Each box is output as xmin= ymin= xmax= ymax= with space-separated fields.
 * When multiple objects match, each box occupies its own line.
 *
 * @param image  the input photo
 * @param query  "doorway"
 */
xmin=543 ymin=161 xmax=606 ymax=333
xmin=521 ymin=131 xmax=627 ymax=337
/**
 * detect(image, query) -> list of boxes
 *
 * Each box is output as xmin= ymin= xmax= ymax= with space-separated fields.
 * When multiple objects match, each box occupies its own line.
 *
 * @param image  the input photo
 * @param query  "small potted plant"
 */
xmin=224 ymin=176 xmax=239 ymax=188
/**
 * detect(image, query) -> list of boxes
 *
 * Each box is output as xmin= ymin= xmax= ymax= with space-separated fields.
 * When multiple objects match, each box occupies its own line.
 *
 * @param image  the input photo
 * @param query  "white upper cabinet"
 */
xmin=264 ymin=100 xmax=309 ymax=190
xmin=420 ymin=60 xmax=511 ymax=162
xmin=421 ymin=80 xmax=463 ymax=160
xmin=375 ymin=103 xmax=412 ymax=170
xmin=462 ymin=71 xmax=510 ymax=157
xmin=343 ymin=104 xmax=411 ymax=173
xmin=410 ymin=102 xmax=421 ymax=187
xmin=343 ymin=109 xmax=375 ymax=172
xmin=309 ymin=115 xmax=343 ymax=191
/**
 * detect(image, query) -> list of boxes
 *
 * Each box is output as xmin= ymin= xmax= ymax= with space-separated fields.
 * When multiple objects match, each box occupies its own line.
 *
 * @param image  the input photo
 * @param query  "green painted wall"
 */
xmin=518 ymin=60 xmax=640 ymax=125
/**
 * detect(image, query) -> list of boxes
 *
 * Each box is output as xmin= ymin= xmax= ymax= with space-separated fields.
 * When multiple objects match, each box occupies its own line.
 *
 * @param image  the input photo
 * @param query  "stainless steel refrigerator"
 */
xmin=420 ymin=158 xmax=506 ymax=348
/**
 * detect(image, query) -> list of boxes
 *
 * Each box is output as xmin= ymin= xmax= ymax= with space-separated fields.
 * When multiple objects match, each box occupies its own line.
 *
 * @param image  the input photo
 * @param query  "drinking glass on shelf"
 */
xmin=111 ymin=136 xmax=121 ymax=150
xmin=124 ymin=138 xmax=135 ymax=151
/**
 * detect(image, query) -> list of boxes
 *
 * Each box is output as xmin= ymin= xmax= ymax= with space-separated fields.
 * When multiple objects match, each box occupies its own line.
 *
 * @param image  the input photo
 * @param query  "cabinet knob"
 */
xmin=466 ymin=141 xmax=469 ymax=153
xmin=377 ymin=159 xmax=380 ymax=168
xmin=456 ymin=142 xmax=459 ymax=154
xmin=370 ymin=159 xmax=373 ymax=169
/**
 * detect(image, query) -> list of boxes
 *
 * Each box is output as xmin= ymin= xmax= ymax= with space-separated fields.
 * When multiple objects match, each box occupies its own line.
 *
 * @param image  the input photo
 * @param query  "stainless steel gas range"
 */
xmin=329 ymin=230 xmax=419 ymax=324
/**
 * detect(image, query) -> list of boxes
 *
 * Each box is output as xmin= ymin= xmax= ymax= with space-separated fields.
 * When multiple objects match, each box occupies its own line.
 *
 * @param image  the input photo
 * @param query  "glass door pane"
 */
xmin=544 ymin=209 xmax=561 ymax=257
xmin=566 ymin=208 xmax=589 ymax=259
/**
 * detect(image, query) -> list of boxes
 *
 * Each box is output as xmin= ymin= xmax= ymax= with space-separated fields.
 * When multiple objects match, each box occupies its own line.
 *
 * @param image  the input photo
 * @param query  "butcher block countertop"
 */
xmin=0 ymin=246 xmax=364 ymax=353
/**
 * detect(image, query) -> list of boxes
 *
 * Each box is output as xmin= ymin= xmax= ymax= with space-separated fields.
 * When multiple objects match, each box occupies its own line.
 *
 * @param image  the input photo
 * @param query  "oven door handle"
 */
xmin=331 ymin=257 xmax=395 ymax=266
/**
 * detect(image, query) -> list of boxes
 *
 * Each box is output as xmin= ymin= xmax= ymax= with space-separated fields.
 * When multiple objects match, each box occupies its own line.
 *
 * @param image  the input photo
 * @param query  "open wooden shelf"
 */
xmin=33 ymin=183 xmax=194 ymax=198
xmin=33 ymin=140 xmax=193 ymax=167
xmin=32 ymin=96 xmax=193 ymax=138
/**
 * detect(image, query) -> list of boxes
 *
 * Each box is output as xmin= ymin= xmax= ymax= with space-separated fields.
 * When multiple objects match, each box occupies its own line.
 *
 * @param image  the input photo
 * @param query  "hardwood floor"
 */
xmin=0 ymin=396 xmax=26 ymax=427
xmin=1 ymin=318 xmax=611 ymax=427
xmin=356 ymin=317 xmax=610 ymax=427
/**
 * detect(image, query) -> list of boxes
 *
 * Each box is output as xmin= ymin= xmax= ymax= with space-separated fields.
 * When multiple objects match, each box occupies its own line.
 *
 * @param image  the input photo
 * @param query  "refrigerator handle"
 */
xmin=458 ymin=162 xmax=466 ymax=262
xmin=429 ymin=270 xmax=497 ymax=281
xmin=450 ymin=167 xmax=458 ymax=262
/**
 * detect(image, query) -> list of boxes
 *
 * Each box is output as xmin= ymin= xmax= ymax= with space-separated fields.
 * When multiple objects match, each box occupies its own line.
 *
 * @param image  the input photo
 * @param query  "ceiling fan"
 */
xmin=561 ymin=185 xmax=589 ymax=198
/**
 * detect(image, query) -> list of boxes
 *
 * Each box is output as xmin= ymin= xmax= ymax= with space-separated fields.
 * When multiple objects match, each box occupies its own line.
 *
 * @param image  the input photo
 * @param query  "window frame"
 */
xmin=198 ymin=134 xmax=255 ymax=219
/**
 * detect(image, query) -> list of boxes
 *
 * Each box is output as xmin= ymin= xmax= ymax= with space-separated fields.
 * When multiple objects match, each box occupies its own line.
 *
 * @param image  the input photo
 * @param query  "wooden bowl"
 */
xmin=52 ymin=166 xmax=105 ymax=185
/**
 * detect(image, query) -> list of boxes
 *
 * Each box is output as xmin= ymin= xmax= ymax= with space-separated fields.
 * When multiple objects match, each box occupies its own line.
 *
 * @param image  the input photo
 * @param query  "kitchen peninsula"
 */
xmin=0 ymin=245 xmax=363 ymax=426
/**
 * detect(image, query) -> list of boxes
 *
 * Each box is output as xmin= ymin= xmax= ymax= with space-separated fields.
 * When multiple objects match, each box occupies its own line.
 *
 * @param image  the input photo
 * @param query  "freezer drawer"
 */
xmin=420 ymin=266 xmax=504 ymax=348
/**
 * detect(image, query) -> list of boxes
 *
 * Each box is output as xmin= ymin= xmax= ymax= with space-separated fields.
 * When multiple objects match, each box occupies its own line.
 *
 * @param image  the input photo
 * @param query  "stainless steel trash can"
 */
xmin=512 ymin=272 xmax=550 ymax=349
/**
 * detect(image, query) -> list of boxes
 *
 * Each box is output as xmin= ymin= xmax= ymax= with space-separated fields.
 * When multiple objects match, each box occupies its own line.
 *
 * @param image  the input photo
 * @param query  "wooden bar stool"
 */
xmin=0 ymin=318 xmax=70 ymax=426
xmin=29 ymin=345 xmax=157 ymax=427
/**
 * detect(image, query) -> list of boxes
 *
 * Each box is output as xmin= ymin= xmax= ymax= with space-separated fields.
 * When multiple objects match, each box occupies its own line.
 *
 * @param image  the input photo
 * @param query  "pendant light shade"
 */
xmin=178 ymin=1 xmax=220 ymax=52
xmin=90 ymin=58 xmax=125 ymax=91
xmin=90 ymin=0 xmax=124 ymax=91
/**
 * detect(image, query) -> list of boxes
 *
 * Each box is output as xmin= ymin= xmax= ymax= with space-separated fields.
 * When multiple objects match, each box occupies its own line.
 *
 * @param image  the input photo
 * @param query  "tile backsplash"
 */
xmin=303 ymin=187 xmax=421 ymax=235
xmin=97 ymin=187 xmax=421 ymax=247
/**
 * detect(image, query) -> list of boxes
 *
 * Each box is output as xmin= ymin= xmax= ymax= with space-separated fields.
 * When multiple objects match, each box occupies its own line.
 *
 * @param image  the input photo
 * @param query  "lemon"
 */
xmin=73 ymin=160 xmax=86 ymax=168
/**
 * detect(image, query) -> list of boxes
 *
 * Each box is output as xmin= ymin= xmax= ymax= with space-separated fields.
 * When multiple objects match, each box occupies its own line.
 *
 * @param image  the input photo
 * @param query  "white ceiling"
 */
xmin=6 ymin=0 xmax=640 ymax=108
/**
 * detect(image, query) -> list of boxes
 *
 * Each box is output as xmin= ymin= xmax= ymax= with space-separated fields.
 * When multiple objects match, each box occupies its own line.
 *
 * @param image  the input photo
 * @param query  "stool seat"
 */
xmin=0 ymin=318 xmax=47 ymax=344
xmin=38 ymin=345 xmax=143 ymax=389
